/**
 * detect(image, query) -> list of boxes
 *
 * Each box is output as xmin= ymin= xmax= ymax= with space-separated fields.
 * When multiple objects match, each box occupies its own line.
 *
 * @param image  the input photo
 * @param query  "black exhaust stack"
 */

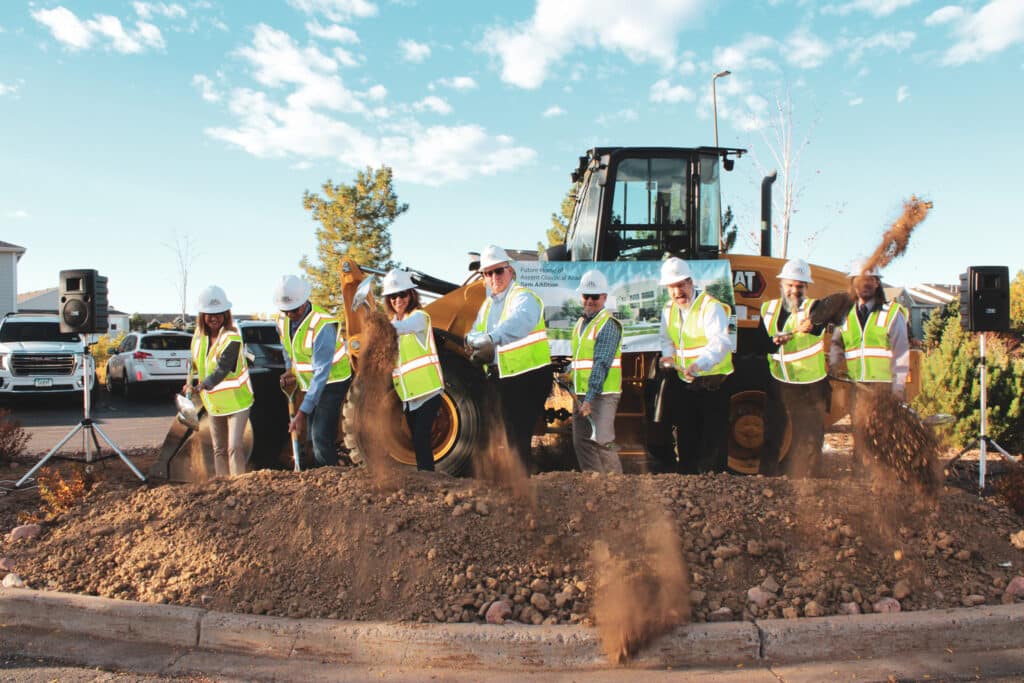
xmin=760 ymin=171 xmax=777 ymax=257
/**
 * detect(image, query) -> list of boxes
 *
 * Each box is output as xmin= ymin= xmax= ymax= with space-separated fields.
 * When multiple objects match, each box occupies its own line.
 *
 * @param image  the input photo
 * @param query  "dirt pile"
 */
xmin=3 ymin=432 xmax=1024 ymax=636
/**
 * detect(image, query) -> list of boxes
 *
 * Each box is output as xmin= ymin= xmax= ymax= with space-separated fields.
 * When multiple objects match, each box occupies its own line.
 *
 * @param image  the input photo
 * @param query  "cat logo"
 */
xmin=733 ymin=270 xmax=766 ymax=299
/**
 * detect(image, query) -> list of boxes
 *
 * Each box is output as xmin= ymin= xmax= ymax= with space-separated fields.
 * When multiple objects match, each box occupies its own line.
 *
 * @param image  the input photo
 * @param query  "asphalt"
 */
xmin=2 ymin=587 xmax=1024 ymax=679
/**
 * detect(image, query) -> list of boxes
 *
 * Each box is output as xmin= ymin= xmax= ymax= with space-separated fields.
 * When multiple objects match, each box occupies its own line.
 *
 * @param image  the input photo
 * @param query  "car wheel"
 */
xmin=122 ymin=371 xmax=132 ymax=399
xmin=105 ymin=364 xmax=117 ymax=393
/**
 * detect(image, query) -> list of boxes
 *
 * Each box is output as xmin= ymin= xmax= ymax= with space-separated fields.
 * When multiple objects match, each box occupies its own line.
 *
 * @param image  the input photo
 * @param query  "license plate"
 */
xmin=34 ymin=378 xmax=53 ymax=388
xmin=166 ymin=359 xmax=181 ymax=367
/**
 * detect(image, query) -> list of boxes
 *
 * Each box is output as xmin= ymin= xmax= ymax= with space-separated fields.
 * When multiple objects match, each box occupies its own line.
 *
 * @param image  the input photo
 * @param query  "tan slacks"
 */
xmin=209 ymin=407 xmax=250 ymax=476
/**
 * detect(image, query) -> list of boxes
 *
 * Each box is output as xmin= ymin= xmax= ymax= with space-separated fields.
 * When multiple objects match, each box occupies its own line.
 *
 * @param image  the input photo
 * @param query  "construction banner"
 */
xmin=516 ymin=260 xmax=735 ymax=356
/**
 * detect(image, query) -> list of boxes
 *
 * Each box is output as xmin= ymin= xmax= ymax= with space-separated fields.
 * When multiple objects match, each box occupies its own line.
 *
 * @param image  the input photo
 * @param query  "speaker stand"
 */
xmin=16 ymin=337 xmax=147 ymax=488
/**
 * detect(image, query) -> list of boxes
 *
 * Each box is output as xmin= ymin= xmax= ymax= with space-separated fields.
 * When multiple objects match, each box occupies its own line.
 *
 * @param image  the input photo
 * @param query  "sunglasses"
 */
xmin=482 ymin=267 xmax=507 ymax=278
xmin=386 ymin=291 xmax=411 ymax=301
xmin=582 ymin=293 xmax=603 ymax=301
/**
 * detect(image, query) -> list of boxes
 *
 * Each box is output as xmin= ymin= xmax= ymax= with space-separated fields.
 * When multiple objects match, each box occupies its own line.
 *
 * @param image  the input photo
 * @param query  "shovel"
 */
xmin=282 ymin=375 xmax=302 ymax=472
xmin=175 ymin=363 xmax=200 ymax=430
xmin=554 ymin=377 xmax=597 ymax=441
xmin=351 ymin=275 xmax=376 ymax=313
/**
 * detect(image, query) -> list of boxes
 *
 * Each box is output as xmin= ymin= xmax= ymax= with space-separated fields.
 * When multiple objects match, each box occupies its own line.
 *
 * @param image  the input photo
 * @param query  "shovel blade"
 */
xmin=175 ymin=393 xmax=200 ymax=431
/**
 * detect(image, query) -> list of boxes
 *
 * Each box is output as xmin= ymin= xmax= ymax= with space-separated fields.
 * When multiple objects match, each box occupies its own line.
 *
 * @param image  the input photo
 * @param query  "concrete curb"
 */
xmin=2 ymin=587 xmax=1022 ymax=669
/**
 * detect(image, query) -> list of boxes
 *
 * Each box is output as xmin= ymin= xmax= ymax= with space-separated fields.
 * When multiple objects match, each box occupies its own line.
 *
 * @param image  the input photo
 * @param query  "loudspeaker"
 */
xmin=59 ymin=269 xmax=109 ymax=334
xmin=959 ymin=266 xmax=1009 ymax=332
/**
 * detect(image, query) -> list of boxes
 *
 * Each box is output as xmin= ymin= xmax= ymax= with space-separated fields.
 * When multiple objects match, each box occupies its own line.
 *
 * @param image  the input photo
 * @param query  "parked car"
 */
xmin=0 ymin=313 xmax=95 ymax=398
xmin=106 ymin=330 xmax=191 ymax=398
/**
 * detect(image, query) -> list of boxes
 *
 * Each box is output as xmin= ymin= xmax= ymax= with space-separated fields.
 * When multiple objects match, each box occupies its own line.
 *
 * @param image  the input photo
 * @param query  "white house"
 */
xmin=0 ymin=240 xmax=26 ymax=316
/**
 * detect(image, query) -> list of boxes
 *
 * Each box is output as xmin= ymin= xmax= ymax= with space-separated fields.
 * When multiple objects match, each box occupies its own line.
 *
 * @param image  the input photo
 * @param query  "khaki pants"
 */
xmin=573 ymin=393 xmax=623 ymax=474
xmin=209 ymin=407 xmax=250 ymax=476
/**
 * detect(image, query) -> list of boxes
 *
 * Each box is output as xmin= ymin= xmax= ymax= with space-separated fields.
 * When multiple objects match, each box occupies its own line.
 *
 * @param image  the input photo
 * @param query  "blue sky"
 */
xmin=1 ymin=0 xmax=1022 ymax=315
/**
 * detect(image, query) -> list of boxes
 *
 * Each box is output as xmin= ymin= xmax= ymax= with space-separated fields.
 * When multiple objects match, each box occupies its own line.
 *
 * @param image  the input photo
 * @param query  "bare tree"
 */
xmin=166 ymin=231 xmax=197 ymax=329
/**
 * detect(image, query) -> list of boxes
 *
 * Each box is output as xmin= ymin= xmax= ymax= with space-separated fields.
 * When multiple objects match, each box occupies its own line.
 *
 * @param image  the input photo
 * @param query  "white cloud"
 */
xmin=595 ymin=108 xmax=638 ymax=126
xmin=842 ymin=30 xmax=915 ymax=63
xmin=192 ymin=74 xmax=220 ymax=102
xmin=782 ymin=28 xmax=831 ymax=68
xmin=332 ymin=47 xmax=360 ymax=67
xmin=367 ymin=84 xmax=387 ymax=100
xmin=436 ymin=76 xmax=477 ymax=90
xmin=32 ymin=6 xmax=166 ymax=53
xmin=713 ymin=34 xmax=777 ymax=71
xmin=649 ymin=78 xmax=695 ymax=103
xmin=6 ymin=210 xmax=29 ymax=219
xmin=823 ymin=0 xmax=917 ymax=17
xmin=399 ymin=39 xmax=431 ymax=62
xmin=897 ymin=85 xmax=910 ymax=102
xmin=287 ymin=0 xmax=377 ymax=21
xmin=542 ymin=105 xmax=565 ymax=117
xmin=677 ymin=60 xmax=697 ymax=76
xmin=0 ymin=81 xmax=19 ymax=96
xmin=481 ymin=0 xmax=706 ymax=89
xmin=413 ymin=95 xmax=452 ymax=114
xmin=132 ymin=2 xmax=186 ymax=20
xmin=305 ymin=20 xmax=359 ymax=43
xmin=849 ymin=96 xmax=864 ymax=105
xmin=941 ymin=0 xmax=1024 ymax=65
xmin=924 ymin=6 xmax=965 ymax=26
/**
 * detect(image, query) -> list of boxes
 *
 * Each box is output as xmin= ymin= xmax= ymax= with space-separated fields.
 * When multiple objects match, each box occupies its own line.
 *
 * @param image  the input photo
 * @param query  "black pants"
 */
xmin=404 ymin=394 xmax=442 ymax=471
xmin=492 ymin=367 xmax=551 ymax=470
xmin=762 ymin=379 xmax=828 ymax=477
xmin=668 ymin=375 xmax=729 ymax=474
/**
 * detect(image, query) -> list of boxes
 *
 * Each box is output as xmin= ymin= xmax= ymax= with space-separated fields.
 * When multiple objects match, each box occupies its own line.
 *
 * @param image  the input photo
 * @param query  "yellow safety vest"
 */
xmin=761 ymin=298 xmax=827 ymax=384
xmin=839 ymin=302 xmax=900 ymax=382
xmin=474 ymin=284 xmax=551 ymax=378
xmin=392 ymin=310 xmax=444 ymax=402
xmin=665 ymin=291 xmax=734 ymax=382
xmin=190 ymin=327 xmax=254 ymax=416
xmin=571 ymin=308 xmax=622 ymax=395
xmin=277 ymin=304 xmax=352 ymax=390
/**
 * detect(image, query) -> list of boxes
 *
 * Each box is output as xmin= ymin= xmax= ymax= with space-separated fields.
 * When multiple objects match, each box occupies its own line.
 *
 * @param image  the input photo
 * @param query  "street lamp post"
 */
xmin=712 ymin=70 xmax=731 ymax=148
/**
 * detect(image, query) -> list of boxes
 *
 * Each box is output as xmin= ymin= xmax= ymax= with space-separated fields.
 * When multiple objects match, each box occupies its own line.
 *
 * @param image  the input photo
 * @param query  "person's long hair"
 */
xmin=196 ymin=309 xmax=235 ymax=338
xmin=384 ymin=289 xmax=422 ymax=319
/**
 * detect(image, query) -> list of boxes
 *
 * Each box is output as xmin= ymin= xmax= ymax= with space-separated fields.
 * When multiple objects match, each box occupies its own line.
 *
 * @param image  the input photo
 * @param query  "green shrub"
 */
xmin=0 ymin=408 xmax=30 ymax=463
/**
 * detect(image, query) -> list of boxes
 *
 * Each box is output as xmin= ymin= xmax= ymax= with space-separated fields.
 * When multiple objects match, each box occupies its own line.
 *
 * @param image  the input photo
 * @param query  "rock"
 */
xmin=803 ymin=600 xmax=824 ymax=617
xmin=747 ymin=540 xmax=765 ymax=557
xmin=426 ymin=548 xmax=437 ymax=561
xmin=554 ymin=592 xmax=571 ymax=609
xmin=761 ymin=576 xmax=780 ymax=594
xmin=707 ymin=606 xmax=733 ymax=622
xmin=962 ymin=594 xmax=986 ymax=607
xmin=2 ymin=573 xmax=25 ymax=588
xmin=474 ymin=501 xmax=490 ymax=516
xmin=763 ymin=488 xmax=774 ymax=498
xmin=1011 ymin=530 xmax=1024 ymax=550
xmin=689 ymin=590 xmax=706 ymax=605
xmin=873 ymin=597 xmax=901 ymax=613
xmin=708 ymin=525 xmax=727 ymax=540
xmin=1002 ymin=576 xmax=1024 ymax=602
xmin=782 ymin=607 xmax=798 ymax=619
xmin=443 ymin=492 xmax=456 ymax=507
xmin=893 ymin=580 xmax=912 ymax=600
xmin=0 ymin=558 xmax=15 ymax=572
xmin=451 ymin=574 xmax=467 ymax=589
xmin=529 ymin=578 xmax=551 ymax=593
xmin=838 ymin=602 xmax=861 ymax=615
xmin=8 ymin=524 xmax=42 ymax=542
xmin=747 ymin=587 xmax=773 ymax=609
xmin=712 ymin=545 xmax=741 ymax=560
xmin=530 ymin=592 xmax=551 ymax=612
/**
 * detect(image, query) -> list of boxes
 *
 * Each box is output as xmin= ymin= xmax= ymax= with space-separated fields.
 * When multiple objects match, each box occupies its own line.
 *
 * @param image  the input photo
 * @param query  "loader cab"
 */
xmin=560 ymin=146 xmax=744 ymax=263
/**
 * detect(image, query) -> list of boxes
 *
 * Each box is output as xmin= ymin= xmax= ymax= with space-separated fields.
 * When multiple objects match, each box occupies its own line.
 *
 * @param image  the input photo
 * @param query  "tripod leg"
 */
xmin=91 ymin=423 xmax=147 ymax=482
xmin=985 ymin=437 xmax=1021 ymax=464
xmin=16 ymin=423 xmax=85 ymax=488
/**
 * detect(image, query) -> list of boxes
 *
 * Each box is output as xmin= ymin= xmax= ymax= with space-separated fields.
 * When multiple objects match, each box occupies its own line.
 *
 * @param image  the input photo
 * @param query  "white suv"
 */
xmin=105 ymin=330 xmax=192 ymax=398
xmin=0 ymin=313 xmax=95 ymax=397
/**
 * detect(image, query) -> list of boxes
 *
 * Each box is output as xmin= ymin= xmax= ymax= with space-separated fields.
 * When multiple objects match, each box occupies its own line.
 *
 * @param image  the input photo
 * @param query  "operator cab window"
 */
xmin=697 ymin=154 xmax=723 ymax=255
xmin=568 ymin=168 xmax=601 ymax=261
xmin=605 ymin=157 xmax=688 ymax=261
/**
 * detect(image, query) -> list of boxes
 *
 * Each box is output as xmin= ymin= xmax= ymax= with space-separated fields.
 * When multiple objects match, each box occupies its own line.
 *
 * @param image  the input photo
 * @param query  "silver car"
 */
xmin=105 ymin=330 xmax=192 ymax=398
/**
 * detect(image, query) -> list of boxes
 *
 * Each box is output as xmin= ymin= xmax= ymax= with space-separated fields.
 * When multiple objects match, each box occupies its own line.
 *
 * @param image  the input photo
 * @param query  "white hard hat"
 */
xmin=273 ymin=275 xmax=311 ymax=311
xmin=196 ymin=285 xmax=231 ymax=314
xmin=777 ymin=258 xmax=814 ymax=284
xmin=847 ymin=259 xmax=881 ymax=278
xmin=381 ymin=269 xmax=416 ymax=297
xmin=577 ymin=269 xmax=609 ymax=295
xmin=479 ymin=244 xmax=512 ymax=271
xmin=659 ymin=257 xmax=692 ymax=286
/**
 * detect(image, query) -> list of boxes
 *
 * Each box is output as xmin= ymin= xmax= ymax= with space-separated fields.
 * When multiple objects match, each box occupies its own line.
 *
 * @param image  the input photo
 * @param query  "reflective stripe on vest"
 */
xmin=391 ymin=310 xmax=444 ymax=402
xmin=761 ymin=298 xmax=827 ymax=384
xmin=474 ymin=284 xmax=551 ymax=378
xmin=277 ymin=304 xmax=353 ymax=390
xmin=190 ymin=327 xmax=254 ymax=416
xmin=839 ymin=302 xmax=896 ymax=382
xmin=665 ymin=291 xmax=734 ymax=382
xmin=570 ymin=308 xmax=622 ymax=395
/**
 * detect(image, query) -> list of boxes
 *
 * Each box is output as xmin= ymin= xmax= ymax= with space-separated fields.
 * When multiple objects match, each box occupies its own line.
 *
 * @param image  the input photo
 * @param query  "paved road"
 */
xmin=2 ymin=389 xmax=177 ymax=456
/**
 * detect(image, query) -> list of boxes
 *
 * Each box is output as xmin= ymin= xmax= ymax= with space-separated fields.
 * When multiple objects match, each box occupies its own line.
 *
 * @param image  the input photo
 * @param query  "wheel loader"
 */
xmin=152 ymin=145 xmax=921 ymax=481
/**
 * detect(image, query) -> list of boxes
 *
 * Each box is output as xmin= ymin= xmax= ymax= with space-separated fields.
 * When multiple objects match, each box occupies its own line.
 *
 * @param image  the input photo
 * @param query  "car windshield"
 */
xmin=242 ymin=325 xmax=280 ymax=344
xmin=140 ymin=335 xmax=191 ymax=351
xmin=0 ymin=321 xmax=81 ymax=343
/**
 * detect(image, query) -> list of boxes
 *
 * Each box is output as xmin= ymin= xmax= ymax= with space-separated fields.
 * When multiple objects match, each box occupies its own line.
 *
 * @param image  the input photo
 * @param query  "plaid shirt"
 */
xmin=580 ymin=310 xmax=623 ymax=403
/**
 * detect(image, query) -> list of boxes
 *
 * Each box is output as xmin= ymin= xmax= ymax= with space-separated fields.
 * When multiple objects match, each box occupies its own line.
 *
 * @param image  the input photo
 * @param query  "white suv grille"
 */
xmin=10 ymin=353 xmax=76 ymax=376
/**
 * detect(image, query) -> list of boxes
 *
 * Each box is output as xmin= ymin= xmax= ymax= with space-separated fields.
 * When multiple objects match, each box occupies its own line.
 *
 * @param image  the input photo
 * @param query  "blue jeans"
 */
xmin=310 ymin=379 xmax=350 ymax=467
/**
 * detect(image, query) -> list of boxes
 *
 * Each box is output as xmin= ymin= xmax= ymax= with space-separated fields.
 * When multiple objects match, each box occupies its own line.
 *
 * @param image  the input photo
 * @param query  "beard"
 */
xmin=781 ymin=290 xmax=803 ymax=314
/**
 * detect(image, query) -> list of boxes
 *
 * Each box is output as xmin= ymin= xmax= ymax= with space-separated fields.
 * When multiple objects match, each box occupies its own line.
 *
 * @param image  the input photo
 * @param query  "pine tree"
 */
xmin=721 ymin=206 xmax=738 ymax=253
xmin=1010 ymin=269 xmax=1024 ymax=335
xmin=300 ymin=167 xmax=408 ymax=316
xmin=539 ymin=185 xmax=576 ymax=251
xmin=922 ymin=300 xmax=957 ymax=349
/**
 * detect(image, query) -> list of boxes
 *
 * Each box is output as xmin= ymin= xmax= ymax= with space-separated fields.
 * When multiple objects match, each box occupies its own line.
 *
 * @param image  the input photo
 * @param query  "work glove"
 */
xmin=465 ymin=331 xmax=492 ymax=349
xmin=465 ymin=332 xmax=495 ymax=366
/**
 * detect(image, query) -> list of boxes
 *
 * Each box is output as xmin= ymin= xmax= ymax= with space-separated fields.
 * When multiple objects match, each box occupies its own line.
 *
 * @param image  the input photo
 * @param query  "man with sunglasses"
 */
xmin=466 ymin=245 xmax=551 ymax=470
xmin=273 ymin=274 xmax=352 ymax=468
xmin=570 ymin=269 xmax=623 ymax=474
xmin=658 ymin=257 xmax=734 ymax=474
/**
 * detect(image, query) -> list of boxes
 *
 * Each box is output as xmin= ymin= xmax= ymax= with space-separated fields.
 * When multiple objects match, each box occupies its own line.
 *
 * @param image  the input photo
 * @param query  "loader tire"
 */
xmin=725 ymin=355 xmax=791 ymax=475
xmin=342 ymin=352 xmax=485 ymax=476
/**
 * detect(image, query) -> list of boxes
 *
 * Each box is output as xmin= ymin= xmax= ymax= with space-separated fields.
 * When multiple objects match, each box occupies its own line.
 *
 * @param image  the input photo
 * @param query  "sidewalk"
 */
xmin=2 ymin=587 xmax=1023 ymax=676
